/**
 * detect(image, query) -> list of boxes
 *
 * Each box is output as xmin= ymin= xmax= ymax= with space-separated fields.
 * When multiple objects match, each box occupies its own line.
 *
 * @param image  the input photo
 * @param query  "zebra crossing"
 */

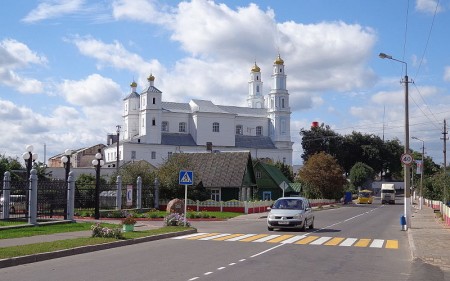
xmin=172 ymin=232 xmax=399 ymax=249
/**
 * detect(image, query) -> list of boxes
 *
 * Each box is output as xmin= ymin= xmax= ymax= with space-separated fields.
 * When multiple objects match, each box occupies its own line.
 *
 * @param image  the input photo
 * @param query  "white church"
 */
xmin=103 ymin=54 xmax=293 ymax=168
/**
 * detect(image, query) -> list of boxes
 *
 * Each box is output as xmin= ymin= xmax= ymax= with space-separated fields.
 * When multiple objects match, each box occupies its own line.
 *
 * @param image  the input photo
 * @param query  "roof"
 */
xmin=256 ymin=162 xmax=295 ymax=192
xmin=162 ymin=102 xmax=192 ymax=113
xmin=190 ymin=99 xmax=231 ymax=114
xmin=142 ymin=86 xmax=162 ymax=94
xmin=161 ymin=133 xmax=197 ymax=146
xmin=173 ymin=152 xmax=254 ymax=188
xmin=217 ymin=105 xmax=267 ymax=117
xmin=235 ymin=135 xmax=276 ymax=149
xmin=123 ymin=91 xmax=139 ymax=101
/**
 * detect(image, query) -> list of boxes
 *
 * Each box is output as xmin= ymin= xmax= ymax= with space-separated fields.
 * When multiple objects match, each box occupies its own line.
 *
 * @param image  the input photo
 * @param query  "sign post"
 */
xmin=179 ymin=170 xmax=194 ymax=227
xmin=279 ymin=181 xmax=289 ymax=197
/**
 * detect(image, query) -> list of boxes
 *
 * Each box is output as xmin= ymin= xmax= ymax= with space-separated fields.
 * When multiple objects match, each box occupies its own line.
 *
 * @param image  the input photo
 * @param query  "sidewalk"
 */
xmin=408 ymin=202 xmax=450 ymax=269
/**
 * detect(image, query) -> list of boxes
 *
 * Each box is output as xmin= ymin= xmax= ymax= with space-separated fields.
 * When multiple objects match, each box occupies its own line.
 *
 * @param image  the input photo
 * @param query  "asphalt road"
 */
xmin=0 ymin=196 xmax=418 ymax=281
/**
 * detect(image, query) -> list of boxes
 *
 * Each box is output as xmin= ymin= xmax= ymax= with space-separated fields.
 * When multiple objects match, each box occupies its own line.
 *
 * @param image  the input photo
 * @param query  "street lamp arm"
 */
xmin=378 ymin=52 xmax=407 ymax=75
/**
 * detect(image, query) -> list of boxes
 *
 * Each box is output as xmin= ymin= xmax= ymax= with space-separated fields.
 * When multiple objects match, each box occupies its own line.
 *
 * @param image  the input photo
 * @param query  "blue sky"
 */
xmin=1 ymin=0 xmax=449 ymax=166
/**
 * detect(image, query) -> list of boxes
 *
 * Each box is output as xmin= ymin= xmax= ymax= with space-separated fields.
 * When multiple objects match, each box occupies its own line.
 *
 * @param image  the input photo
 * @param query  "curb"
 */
xmin=0 ymin=229 xmax=197 ymax=269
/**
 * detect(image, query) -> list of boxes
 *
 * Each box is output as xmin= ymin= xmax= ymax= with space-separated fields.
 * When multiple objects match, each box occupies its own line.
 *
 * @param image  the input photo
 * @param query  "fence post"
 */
xmin=154 ymin=178 xmax=159 ymax=209
xmin=67 ymin=171 xmax=75 ymax=221
xmin=116 ymin=176 xmax=122 ymax=210
xmin=28 ymin=169 xmax=38 ymax=225
xmin=136 ymin=176 xmax=142 ymax=209
xmin=2 ymin=172 xmax=11 ymax=219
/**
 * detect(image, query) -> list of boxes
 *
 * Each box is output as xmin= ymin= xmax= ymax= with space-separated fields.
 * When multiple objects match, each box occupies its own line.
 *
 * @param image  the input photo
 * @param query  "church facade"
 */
xmin=103 ymin=55 xmax=293 ymax=168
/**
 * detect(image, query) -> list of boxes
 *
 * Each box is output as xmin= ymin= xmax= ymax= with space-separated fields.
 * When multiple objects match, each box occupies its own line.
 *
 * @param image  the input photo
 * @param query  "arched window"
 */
xmin=152 ymin=97 xmax=156 ymax=104
xmin=152 ymin=118 xmax=156 ymax=126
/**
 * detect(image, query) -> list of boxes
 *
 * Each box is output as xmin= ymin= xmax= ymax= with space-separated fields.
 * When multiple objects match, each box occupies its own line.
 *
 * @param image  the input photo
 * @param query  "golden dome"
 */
xmin=274 ymin=54 xmax=284 ymax=65
xmin=130 ymin=81 xmax=137 ymax=87
xmin=251 ymin=62 xmax=261 ymax=72
xmin=147 ymin=74 xmax=155 ymax=81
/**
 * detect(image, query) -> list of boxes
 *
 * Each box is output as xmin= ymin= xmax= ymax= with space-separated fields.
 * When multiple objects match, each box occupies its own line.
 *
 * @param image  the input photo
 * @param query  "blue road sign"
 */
xmin=179 ymin=170 xmax=194 ymax=185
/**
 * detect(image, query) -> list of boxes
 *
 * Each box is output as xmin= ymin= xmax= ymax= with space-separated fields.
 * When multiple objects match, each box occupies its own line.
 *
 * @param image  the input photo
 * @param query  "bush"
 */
xmin=91 ymin=223 xmax=123 ymax=239
xmin=164 ymin=213 xmax=190 ymax=227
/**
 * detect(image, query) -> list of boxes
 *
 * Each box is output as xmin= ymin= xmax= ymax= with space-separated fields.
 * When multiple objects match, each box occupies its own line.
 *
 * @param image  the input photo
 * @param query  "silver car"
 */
xmin=267 ymin=197 xmax=314 ymax=231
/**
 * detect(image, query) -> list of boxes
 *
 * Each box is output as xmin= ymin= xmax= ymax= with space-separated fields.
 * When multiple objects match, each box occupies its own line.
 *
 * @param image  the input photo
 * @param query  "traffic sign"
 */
xmin=400 ymin=153 xmax=413 ymax=165
xmin=179 ymin=170 xmax=193 ymax=185
xmin=279 ymin=181 xmax=289 ymax=191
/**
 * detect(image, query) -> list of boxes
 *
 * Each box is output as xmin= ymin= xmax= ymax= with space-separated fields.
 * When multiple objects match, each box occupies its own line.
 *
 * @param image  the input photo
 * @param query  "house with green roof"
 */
xmin=253 ymin=161 xmax=300 ymax=200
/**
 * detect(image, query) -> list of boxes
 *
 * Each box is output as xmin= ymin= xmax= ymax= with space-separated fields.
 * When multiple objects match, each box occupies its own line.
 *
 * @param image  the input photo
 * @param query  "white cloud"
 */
xmin=112 ymin=0 xmax=172 ymax=24
xmin=444 ymin=66 xmax=450 ymax=82
xmin=22 ymin=0 xmax=85 ymax=23
xmin=0 ymin=39 xmax=47 ymax=93
xmin=415 ymin=0 xmax=443 ymax=14
xmin=58 ymin=74 xmax=123 ymax=107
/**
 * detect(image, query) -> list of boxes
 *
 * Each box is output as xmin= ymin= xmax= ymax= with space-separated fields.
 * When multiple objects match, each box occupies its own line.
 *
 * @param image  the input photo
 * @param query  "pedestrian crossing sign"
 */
xmin=179 ymin=170 xmax=193 ymax=185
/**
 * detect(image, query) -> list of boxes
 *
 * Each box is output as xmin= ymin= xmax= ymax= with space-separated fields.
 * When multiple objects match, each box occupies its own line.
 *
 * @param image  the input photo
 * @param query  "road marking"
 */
xmin=253 ymin=234 xmax=280 ymax=242
xmin=280 ymin=235 xmax=307 ymax=244
xmin=226 ymin=234 xmax=255 ymax=241
xmin=267 ymin=235 xmax=295 ymax=243
xmin=239 ymin=234 xmax=268 ymax=242
xmin=385 ymin=240 xmax=399 ymax=249
xmin=199 ymin=233 xmax=231 ymax=240
xmin=324 ymin=237 xmax=345 ymax=246
xmin=310 ymin=236 xmax=332 ymax=245
xmin=186 ymin=233 xmax=220 ymax=240
xmin=295 ymin=235 xmax=319 ymax=244
xmin=370 ymin=239 xmax=384 ymax=248
xmin=213 ymin=233 xmax=245 ymax=241
xmin=172 ymin=232 xmax=207 ymax=239
xmin=354 ymin=238 xmax=371 ymax=247
xmin=339 ymin=238 xmax=358 ymax=247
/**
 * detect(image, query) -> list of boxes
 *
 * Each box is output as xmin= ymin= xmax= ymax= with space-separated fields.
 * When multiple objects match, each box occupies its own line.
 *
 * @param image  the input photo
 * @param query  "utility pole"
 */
xmin=116 ymin=125 xmax=121 ymax=174
xmin=442 ymin=120 xmax=448 ymax=203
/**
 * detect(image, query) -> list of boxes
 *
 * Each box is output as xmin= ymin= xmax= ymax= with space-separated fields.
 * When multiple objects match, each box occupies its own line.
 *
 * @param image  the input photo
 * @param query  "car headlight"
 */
xmin=268 ymin=214 xmax=275 ymax=219
xmin=293 ymin=214 xmax=303 ymax=220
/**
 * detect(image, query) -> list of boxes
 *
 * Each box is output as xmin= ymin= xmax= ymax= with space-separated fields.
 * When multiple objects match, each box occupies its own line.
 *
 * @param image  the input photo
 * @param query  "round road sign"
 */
xmin=400 ymin=153 xmax=413 ymax=165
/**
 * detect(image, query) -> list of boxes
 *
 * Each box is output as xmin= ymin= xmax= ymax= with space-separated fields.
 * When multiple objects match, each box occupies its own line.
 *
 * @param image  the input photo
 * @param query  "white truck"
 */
xmin=381 ymin=184 xmax=396 ymax=204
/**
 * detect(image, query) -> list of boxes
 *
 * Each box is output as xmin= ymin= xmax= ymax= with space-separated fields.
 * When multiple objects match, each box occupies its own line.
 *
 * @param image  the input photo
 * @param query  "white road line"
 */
xmin=339 ymin=238 xmax=358 ymax=247
xmin=172 ymin=233 xmax=207 ymax=239
xmin=239 ymin=259 xmax=246 ymax=262
xmin=188 ymin=277 xmax=199 ymax=280
xmin=204 ymin=272 xmax=213 ymax=275
xmin=225 ymin=234 xmax=255 ymax=241
xmin=217 ymin=267 xmax=226 ymax=270
xmin=309 ymin=236 xmax=332 ymax=245
xmin=281 ymin=235 xmax=307 ymax=244
xmin=250 ymin=244 xmax=285 ymax=258
xmin=370 ymin=239 xmax=384 ymax=248
xmin=229 ymin=263 xmax=236 ymax=266
xmin=253 ymin=234 xmax=280 ymax=242
xmin=199 ymin=233 xmax=231 ymax=240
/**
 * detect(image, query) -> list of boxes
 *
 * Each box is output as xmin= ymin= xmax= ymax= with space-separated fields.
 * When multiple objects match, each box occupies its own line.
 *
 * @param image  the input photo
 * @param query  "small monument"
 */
xmin=166 ymin=198 xmax=184 ymax=215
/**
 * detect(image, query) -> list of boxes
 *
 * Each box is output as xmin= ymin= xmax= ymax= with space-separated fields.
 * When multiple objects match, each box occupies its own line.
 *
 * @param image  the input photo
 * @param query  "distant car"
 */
xmin=357 ymin=190 xmax=373 ymax=204
xmin=267 ymin=197 xmax=314 ymax=231
xmin=0 ymin=195 xmax=27 ymax=214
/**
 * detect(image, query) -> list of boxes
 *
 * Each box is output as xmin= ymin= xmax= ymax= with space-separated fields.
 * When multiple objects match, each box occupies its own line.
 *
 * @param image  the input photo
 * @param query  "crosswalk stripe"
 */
xmin=226 ymin=234 xmax=255 ymax=241
xmin=281 ymin=235 xmax=307 ymax=244
xmin=267 ymin=235 xmax=295 ymax=243
xmin=213 ymin=234 xmax=245 ymax=241
xmin=199 ymin=233 xmax=232 ymax=240
xmin=385 ymin=240 xmax=399 ymax=249
xmin=253 ymin=235 xmax=281 ymax=242
xmin=172 ymin=232 xmax=208 ymax=239
xmin=370 ymin=239 xmax=384 ymax=248
xmin=186 ymin=233 xmax=220 ymax=240
xmin=324 ymin=237 xmax=345 ymax=246
xmin=295 ymin=236 xmax=319 ymax=244
xmin=339 ymin=238 xmax=358 ymax=247
xmin=310 ymin=236 xmax=332 ymax=245
xmin=354 ymin=238 xmax=371 ymax=247
xmin=239 ymin=234 xmax=269 ymax=242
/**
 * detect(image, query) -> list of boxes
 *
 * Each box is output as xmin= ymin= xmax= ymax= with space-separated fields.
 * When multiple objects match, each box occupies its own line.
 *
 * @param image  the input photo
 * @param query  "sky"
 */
xmin=1 ymin=0 xmax=450 ymax=167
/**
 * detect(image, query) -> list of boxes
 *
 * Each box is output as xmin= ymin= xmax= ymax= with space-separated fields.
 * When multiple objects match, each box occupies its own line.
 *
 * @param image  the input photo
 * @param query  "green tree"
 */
xmin=298 ymin=152 xmax=346 ymax=200
xmin=274 ymin=161 xmax=294 ymax=182
xmin=349 ymin=162 xmax=375 ymax=190
xmin=0 ymin=155 xmax=23 ymax=180
xmin=113 ymin=160 xmax=156 ymax=186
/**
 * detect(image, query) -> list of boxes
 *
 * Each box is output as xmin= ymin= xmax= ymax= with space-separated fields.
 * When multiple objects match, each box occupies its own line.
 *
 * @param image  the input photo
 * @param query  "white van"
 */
xmin=381 ymin=184 xmax=396 ymax=204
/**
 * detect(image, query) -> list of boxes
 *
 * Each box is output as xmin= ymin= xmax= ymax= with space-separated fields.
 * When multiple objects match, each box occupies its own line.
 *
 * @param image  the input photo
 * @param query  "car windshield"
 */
xmin=273 ymin=199 xmax=303 ymax=210
xmin=359 ymin=192 xmax=371 ymax=198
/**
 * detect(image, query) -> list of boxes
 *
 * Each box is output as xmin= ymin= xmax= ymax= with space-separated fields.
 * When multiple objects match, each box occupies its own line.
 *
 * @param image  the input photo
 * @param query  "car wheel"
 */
xmin=268 ymin=226 xmax=274 ymax=231
xmin=300 ymin=220 xmax=306 ymax=232
xmin=309 ymin=218 xmax=314 ymax=230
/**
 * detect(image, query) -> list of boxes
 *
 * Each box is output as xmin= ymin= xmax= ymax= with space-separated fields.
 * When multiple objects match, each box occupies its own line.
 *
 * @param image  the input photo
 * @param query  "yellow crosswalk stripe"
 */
xmin=186 ymin=233 xmax=220 ymax=240
xmin=295 ymin=236 xmax=319 ymax=244
xmin=354 ymin=239 xmax=371 ymax=247
xmin=213 ymin=234 xmax=245 ymax=241
xmin=266 ymin=235 xmax=294 ymax=243
xmin=324 ymin=237 xmax=345 ymax=246
xmin=385 ymin=240 xmax=399 ymax=249
xmin=239 ymin=234 xmax=269 ymax=242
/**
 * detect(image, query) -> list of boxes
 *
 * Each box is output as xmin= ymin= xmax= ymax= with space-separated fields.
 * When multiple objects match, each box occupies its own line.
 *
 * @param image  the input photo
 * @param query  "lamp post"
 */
xmin=92 ymin=151 xmax=104 ymax=220
xmin=379 ymin=52 xmax=412 ymax=229
xmin=412 ymin=137 xmax=425 ymax=210
xmin=61 ymin=149 xmax=73 ymax=219
xmin=22 ymin=145 xmax=38 ymax=180
xmin=116 ymin=125 xmax=121 ymax=174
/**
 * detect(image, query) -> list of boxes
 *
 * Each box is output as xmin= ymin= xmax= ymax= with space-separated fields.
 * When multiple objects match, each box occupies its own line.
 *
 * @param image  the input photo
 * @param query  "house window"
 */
xmin=131 ymin=151 xmax=136 ymax=159
xmin=162 ymin=121 xmax=168 ymax=132
xmin=256 ymin=126 xmax=262 ymax=136
xmin=152 ymin=118 xmax=156 ymax=126
xmin=152 ymin=97 xmax=156 ymax=104
xmin=211 ymin=188 xmax=220 ymax=201
xmin=263 ymin=191 xmax=272 ymax=201
xmin=256 ymin=171 xmax=261 ymax=179
xmin=236 ymin=125 xmax=243 ymax=135
xmin=179 ymin=122 xmax=186 ymax=132
xmin=151 ymin=151 xmax=156 ymax=159
xmin=213 ymin=122 xmax=220 ymax=132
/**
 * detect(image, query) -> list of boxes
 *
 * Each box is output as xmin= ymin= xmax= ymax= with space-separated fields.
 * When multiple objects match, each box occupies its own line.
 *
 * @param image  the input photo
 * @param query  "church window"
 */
xmin=281 ymin=119 xmax=286 ymax=134
xmin=256 ymin=126 xmax=263 ymax=136
xmin=236 ymin=125 xmax=243 ymax=135
xmin=281 ymin=98 xmax=285 ymax=108
xmin=179 ymin=122 xmax=186 ymax=132
xmin=152 ymin=118 xmax=156 ymax=126
xmin=256 ymin=85 xmax=259 ymax=93
xmin=152 ymin=97 xmax=156 ymax=104
xmin=213 ymin=122 xmax=220 ymax=132
xmin=257 ymin=76 xmax=259 ymax=81
xmin=162 ymin=121 xmax=168 ymax=132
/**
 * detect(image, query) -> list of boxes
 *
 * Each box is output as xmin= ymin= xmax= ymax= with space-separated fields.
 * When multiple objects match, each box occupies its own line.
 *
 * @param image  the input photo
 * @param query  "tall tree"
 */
xmin=349 ymin=162 xmax=375 ymax=190
xmin=298 ymin=152 xmax=346 ymax=200
xmin=0 ymin=155 xmax=22 ymax=180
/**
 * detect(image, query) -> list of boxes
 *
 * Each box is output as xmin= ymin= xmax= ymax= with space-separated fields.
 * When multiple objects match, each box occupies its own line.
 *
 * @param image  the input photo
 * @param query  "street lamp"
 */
xmin=412 ymin=137 xmax=425 ymax=210
xmin=379 ymin=52 xmax=412 ymax=229
xmin=92 ymin=151 xmax=104 ymax=220
xmin=61 ymin=149 xmax=73 ymax=219
xmin=22 ymin=145 xmax=38 ymax=180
